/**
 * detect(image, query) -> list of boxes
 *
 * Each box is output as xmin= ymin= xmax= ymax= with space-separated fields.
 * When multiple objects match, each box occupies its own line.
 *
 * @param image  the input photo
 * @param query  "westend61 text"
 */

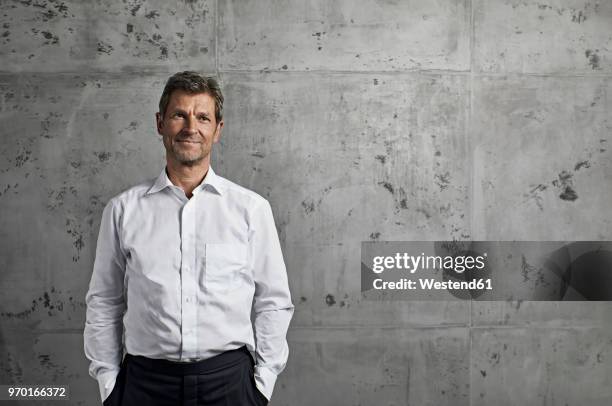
xmin=373 ymin=278 xmax=493 ymax=290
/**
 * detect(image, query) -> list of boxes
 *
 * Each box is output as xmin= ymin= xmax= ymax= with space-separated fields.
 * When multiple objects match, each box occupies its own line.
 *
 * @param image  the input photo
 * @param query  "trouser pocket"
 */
xmin=102 ymin=358 xmax=127 ymax=406
xmin=245 ymin=360 xmax=268 ymax=406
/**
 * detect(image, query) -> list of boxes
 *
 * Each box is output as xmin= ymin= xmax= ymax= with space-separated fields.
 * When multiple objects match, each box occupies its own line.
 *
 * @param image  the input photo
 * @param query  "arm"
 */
xmin=250 ymin=200 xmax=295 ymax=401
xmin=83 ymin=198 xmax=127 ymax=403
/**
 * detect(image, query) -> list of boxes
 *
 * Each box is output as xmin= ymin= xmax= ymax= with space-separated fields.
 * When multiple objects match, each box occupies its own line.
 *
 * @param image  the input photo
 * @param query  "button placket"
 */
xmin=180 ymin=199 xmax=198 ymax=359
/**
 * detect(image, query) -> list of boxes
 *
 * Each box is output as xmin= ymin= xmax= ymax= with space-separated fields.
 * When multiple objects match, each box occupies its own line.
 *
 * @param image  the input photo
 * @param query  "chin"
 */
xmin=174 ymin=152 xmax=207 ymax=165
xmin=189 ymin=160 xmax=205 ymax=167
xmin=172 ymin=148 xmax=204 ymax=163
xmin=177 ymin=157 xmax=203 ymax=166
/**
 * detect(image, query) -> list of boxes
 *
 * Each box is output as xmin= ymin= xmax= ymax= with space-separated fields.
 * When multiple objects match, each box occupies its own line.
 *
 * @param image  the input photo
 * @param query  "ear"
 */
xmin=156 ymin=112 xmax=163 ymax=135
xmin=212 ymin=120 xmax=224 ymax=143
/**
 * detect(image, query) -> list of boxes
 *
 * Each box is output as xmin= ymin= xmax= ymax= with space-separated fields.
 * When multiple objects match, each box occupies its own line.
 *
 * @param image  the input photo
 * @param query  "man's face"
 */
xmin=156 ymin=90 xmax=223 ymax=167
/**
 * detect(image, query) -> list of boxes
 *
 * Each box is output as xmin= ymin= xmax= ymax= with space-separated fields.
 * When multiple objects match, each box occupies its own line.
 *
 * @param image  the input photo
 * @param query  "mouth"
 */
xmin=175 ymin=140 xmax=202 ymax=145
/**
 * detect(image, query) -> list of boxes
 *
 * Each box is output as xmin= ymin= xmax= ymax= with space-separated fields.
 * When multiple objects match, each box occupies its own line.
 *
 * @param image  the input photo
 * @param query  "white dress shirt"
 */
xmin=84 ymin=166 xmax=294 ymax=403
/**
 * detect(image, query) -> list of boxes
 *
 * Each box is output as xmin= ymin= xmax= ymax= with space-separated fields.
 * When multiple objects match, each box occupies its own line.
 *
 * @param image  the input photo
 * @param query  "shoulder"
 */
xmin=105 ymin=177 xmax=157 ymax=210
xmin=214 ymin=174 xmax=270 ymax=210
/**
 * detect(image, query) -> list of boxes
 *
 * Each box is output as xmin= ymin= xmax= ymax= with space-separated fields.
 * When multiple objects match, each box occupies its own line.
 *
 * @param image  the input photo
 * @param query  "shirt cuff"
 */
xmin=97 ymin=369 xmax=119 ymax=403
xmin=254 ymin=365 xmax=278 ymax=401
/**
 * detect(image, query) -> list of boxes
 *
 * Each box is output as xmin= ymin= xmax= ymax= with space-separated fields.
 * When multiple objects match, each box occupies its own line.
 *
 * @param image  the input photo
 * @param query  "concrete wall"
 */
xmin=1 ymin=0 xmax=611 ymax=405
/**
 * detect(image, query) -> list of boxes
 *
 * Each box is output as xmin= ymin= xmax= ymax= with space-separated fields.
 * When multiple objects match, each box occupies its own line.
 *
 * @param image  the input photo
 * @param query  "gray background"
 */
xmin=1 ymin=0 xmax=611 ymax=405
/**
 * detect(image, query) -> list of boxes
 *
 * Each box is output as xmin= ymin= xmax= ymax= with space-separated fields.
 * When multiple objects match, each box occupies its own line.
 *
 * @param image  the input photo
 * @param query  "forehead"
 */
xmin=166 ymin=90 xmax=215 ymax=112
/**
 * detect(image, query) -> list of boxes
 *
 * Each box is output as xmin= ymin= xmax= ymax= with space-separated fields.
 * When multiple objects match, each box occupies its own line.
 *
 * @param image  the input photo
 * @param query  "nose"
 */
xmin=183 ymin=115 xmax=198 ymax=134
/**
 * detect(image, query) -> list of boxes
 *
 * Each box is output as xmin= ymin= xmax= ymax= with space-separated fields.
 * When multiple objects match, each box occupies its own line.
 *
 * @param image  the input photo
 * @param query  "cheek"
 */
xmin=201 ymin=127 xmax=217 ymax=140
xmin=166 ymin=122 xmax=183 ymax=133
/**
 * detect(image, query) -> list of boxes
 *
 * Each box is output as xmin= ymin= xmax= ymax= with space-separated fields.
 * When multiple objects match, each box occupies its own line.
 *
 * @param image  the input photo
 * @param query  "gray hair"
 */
xmin=158 ymin=71 xmax=224 ymax=123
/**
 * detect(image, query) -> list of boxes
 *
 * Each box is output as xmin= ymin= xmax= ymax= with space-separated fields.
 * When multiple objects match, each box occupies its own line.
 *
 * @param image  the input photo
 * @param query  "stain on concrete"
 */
xmin=65 ymin=216 xmax=84 ymax=262
xmin=145 ymin=10 xmax=160 ymax=19
xmin=14 ymin=148 xmax=32 ymax=167
xmin=520 ymin=255 xmax=548 ymax=287
xmin=159 ymin=45 xmax=168 ymax=59
xmin=40 ymin=112 xmax=64 ymax=138
xmin=521 ymin=255 xmax=536 ymax=282
xmin=378 ymin=181 xmax=394 ymax=194
xmin=489 ymin=352 xmax=500 ymax=365
xmin=95 ymin=152 xmax=112 ymax=162
xmin=38 ymin=353 xmax=67 ymax=381
xmin=40 ymin=9 xmax=57 ymax=22
xmin=40 ymin=31 xmax=59 ymax=45
xmin=46 ymin=185 xmax=77 ymax=211
xmin=2 ymin=352 xmax=24 ymax=383
xmin=325 ymin=294 xmax=336 ymax=306
xmin=97 ymin=41 xmax=114 ymax=55
xmin=574 ymin=160 xmax=590 ymax=171
xmin=0 ymin=184 xmax=12 ymax=197
xmin=128 ymin=1 xmax=143 ymax=16
xmin=0 ymin=299 xmax=39 ymax=319
xmin=524 ymin=184 xmax=547 ymax=211
xmin=311 ymin=31 xmax=326 ymax=52
xmin=301 ymin=199 xmax=315 ymax=214
xmin=0 ymin=287 xmax=78 ymax=319
xmin=416 ymin=207 xmax=431 ymax=219
xmin=513 ymin=299 xmax=523 ymax=310
xmin=571 ymin=9 xmax=587 ymax=23
xmin=585 ymin=49 xmax=601 ymax=70
xmin=369 ymin=232 xmax=381 ymax=240
xmin=553 ymin=171 xmax=578 ymax=201
xmin=559 ymin=186 xmax=578 ymax=201
xmin=375 ymin=155 xmax=386 ymax=164
xmin=434 ymin=171 xmax=450 ymax=191
xmin=526 ymin=153 xmax=599 ymax=208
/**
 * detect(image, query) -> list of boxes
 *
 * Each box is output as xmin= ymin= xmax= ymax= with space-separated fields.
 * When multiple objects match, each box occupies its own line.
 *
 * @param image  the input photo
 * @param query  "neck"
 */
xmin=166 ymin=157 xmax=209 ymax=198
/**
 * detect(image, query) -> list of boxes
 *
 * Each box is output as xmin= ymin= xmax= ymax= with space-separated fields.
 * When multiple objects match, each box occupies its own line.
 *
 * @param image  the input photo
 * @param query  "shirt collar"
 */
xmin=146 ymin=166 xmax=223 ymax=196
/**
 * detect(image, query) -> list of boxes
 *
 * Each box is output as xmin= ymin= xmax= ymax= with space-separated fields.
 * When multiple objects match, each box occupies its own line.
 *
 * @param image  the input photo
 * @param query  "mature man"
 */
xmin=84 ymin=71 xmax=294 ymax=406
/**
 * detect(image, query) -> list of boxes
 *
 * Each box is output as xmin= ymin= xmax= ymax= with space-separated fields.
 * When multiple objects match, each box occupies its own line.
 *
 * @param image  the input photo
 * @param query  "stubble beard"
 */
xmin=173 ymin=145 xmax=206 ymax=166
xmin=165 ymin=136 xmax=209 ymax=167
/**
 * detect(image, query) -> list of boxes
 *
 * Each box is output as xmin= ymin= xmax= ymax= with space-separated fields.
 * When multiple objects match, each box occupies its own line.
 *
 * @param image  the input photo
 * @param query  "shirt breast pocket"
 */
xmin=205 ymin=243 xmax=249 ymax=293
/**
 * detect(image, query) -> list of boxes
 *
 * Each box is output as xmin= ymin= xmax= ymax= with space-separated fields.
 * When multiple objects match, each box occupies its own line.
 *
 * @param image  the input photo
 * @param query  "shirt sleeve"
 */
xmin=83 ymin=198 xmax=127 ymax=403
xmin=249 ymin=200 xmax=294 ymax=401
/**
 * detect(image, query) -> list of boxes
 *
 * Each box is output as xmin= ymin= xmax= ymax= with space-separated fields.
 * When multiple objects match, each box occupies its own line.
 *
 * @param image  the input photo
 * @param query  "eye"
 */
xmin=197 ymin=115 xmax=210 ymax=122
xmin=171 ymin=112 xmax=185 ymax=119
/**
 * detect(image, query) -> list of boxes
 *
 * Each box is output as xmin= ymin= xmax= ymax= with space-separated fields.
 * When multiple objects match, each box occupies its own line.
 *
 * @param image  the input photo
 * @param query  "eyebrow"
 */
xmin=167 ymin=109 xmax=186 ymax=118
xmin=169 ymin=109 xmax=210 ymax=118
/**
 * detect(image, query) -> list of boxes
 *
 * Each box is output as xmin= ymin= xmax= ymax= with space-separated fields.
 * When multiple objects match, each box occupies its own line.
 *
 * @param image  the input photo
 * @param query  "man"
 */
xmin=84 ymin=71 xmax=294 ymax=406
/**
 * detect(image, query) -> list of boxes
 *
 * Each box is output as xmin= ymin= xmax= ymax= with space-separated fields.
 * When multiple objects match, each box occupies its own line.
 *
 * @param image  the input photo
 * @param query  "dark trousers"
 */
xmin=103 ymin=346 xmax=268 ymax=406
